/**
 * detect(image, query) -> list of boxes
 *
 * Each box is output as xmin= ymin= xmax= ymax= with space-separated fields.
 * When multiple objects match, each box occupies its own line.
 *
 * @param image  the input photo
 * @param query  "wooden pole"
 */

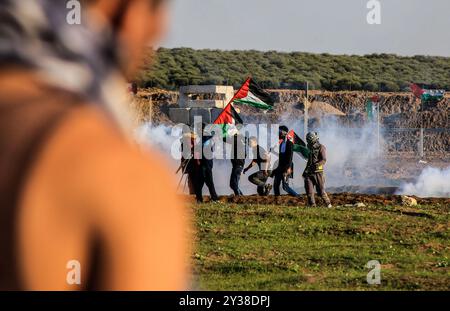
xmin=149 ymin=97 xmax=153 ymax=129
xmin=377 ymin=101 xmax=381 ymax=157
xmin=304 ymin=81 xmax=309 ymax=140
xmin=419 ymin=98 xmax=424 ymax=159
xmin=419 ymin=128 xmax=424 ymax=159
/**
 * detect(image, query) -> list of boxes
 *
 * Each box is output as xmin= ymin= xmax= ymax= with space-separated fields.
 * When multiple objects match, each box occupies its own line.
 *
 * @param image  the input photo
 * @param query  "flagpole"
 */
xmin=377 ymin=101 xmax=380 ymax=158
xmin=420 ymin=96 xmax=424 ymax=159
xmin=304 ymin=81 xmax=309 ymax=140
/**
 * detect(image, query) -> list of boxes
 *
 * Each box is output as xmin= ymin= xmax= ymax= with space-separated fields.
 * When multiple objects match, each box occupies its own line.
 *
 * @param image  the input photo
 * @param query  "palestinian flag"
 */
xmin=214 ymin=103 xmax=243 ymax=137
xmin=411 ymin=84 xmax=425 ymax=99
xmin=365 ymin=96 xmax=379 ymax=122
xmin=232 ymin=78 xmax=274 ymax=110
xmin=286 ymin=130 xmax=310 ymax=160
xmin=410 ymin=83 xmax=445 ymax=104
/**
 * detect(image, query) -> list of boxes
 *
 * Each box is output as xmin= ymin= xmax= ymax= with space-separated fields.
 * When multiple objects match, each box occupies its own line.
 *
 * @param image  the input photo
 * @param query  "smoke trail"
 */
xmin=397 ymin=167 xmax=450 ymax=198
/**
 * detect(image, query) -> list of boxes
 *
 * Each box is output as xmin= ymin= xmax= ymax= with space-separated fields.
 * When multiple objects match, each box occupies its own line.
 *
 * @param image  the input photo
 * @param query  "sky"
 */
xmin=162 ymin=0 xmax=450 ymax=57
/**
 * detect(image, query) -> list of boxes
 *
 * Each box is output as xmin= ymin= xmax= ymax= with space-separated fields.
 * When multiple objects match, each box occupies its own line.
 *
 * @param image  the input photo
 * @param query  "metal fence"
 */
xmin=314 ymin=126 xmax=449 ymax=158
xmin=383 ymin=128 xmax=449 ymax=155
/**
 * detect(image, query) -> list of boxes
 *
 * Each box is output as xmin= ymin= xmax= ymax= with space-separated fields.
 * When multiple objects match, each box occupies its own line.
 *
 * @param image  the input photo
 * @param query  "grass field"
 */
xmin=192 ymin=202 xmax=449 ymax=290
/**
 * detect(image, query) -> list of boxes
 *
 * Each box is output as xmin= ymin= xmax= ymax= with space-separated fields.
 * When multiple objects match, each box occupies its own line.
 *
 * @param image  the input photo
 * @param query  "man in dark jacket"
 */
xmin=272 ymin=125 xmax=298 ymax=196
xmin=195 ymin=124 xmax=219 ymax=203
xmin=178 ymin=132 xmax=199 ymax=195
xmin=303 ymin=132 xmax=332 ymax=208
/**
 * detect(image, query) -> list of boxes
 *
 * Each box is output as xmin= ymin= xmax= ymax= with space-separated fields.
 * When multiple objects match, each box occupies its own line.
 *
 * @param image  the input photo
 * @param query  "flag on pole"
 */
xmin=410 ymin=83 xmax=445 ymax=104
xmin=232 ymin=78 xmax=274 ymax=110
xmin=286 ymin=130 xmax=309 ymax=159
xmin=410 ymin=83 xmax=425 ymax=99
xmin=366 ymin=97 xmax=379 ymax=122
xmin=213 ymin=103 xmax=243 ymax=137
xmin=213 ymin=77 xmax=273 ymax=137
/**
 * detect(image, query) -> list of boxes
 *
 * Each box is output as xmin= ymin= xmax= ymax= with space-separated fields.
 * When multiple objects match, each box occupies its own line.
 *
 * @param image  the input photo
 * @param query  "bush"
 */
xmin=137 ymin=48 xmax=450 ymax=92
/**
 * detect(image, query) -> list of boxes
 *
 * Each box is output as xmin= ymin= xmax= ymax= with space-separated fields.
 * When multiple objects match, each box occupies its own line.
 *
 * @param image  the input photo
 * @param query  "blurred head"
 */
xmin=249 ymin=136 xmax=258 ymax=148
xmin=86 ymin=0 xmax=170 ymax=78
xmin=279 ymin=125 xmax=289 ymax=139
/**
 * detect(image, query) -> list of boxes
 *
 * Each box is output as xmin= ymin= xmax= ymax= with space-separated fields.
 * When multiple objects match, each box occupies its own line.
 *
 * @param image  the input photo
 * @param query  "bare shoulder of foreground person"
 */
xmin=16 ymin=94 xmax=189 ymax=291
xmin=0 ymin=0 xmax=189 ymax=290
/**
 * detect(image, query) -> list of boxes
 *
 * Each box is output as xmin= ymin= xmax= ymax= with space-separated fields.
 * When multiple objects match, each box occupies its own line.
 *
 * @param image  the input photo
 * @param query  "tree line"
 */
xmin=137 ymin=48 xmax=450 ymax=92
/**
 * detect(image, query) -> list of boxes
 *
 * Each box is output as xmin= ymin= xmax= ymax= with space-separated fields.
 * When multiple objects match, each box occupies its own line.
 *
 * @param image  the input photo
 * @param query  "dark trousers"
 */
xmin=304 ymin=172 xmax=331 ymax=206
xmin=273 ymin=171 xmax=299 ymax=197
xmin=187 ymin=172 xmax=195 ymax=195
xmin=230 ymin=165 xmax=244 ymax=196
xmin=195 ymin=164 xmax=219 ymax=202
xmin=249 ymin=170 xmax=270 ymax=195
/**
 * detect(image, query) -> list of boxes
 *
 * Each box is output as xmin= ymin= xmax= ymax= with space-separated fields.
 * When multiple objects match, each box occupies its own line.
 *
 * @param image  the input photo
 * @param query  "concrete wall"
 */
xmin=178 ymin=85 xmax=234 ymax=109
xmin=169 ymin=85 xmax=235 ymax=125
xmin=180 ymin=99 xmax=226 ymax=109
xmin=189 ymin=108 xmax=212 ymax=124
xmin=210 ymin=108 xmax=224 ymax=122
xmin=169 ymin=108 xmax=190 ymax=124
xmin=168 ymin=107 xmax=226 ymax=125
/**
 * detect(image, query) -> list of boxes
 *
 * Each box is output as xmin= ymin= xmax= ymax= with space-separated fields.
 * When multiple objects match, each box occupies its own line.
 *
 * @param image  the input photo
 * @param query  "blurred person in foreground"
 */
xmin=0 ymin=0 xmax=189 ymax=290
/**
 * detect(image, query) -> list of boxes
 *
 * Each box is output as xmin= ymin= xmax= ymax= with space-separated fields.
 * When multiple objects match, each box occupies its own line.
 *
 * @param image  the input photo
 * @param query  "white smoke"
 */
xmin=135 ymin=123 xmax=251 ymax=194
xmin=135 ymin=117 xmax=449 ymax=198
xmin=134 ymin=123 xmax=181 ymax=170
xmin=135 ymin=118 xmax=387 ymax=196
xmin=135 ymin=122 xmax=275 ymax=195
xmin=397 ymin=167 xmax=450 ymax=198
xmin=282 ymin=116 xmax=384 ymax=192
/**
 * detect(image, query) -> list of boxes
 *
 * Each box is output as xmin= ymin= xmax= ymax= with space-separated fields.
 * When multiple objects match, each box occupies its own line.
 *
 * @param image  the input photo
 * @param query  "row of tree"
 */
xmin=137 ymin=48 xmax=450 ymax=92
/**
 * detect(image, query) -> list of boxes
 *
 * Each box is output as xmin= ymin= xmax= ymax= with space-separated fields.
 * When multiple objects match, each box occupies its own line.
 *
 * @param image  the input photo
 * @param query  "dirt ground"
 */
xmin=135 ymin=88 xmax=449 ymax=127
xmin=187 ymin=193 xmax=450 ymax=207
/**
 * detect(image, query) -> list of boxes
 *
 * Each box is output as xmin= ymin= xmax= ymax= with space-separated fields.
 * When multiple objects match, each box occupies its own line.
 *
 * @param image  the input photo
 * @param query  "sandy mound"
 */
xmin=309 ymin=100 xmax=346 ymax=117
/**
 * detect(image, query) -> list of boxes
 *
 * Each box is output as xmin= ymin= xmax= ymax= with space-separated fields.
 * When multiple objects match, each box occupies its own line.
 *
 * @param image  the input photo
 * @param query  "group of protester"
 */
xmin=179 ymin=125 xmax=332 ymax=208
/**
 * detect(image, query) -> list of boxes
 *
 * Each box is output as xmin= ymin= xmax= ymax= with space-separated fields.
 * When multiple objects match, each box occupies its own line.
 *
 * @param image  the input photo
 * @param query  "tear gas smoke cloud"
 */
xmin=274 ymin=115 xmax=388 ymax=192
xmin=135 ymin=123 xmax=181 ymax=170
xmin=397 ymin=167 xmax=450 ymax=198
xmin=136 ymin=119 xmax=449 ymax=198
xmin=135 ymin=122 xmax=280 ymax=195
xmin=136 ymin=117 xmax=384 ymax=195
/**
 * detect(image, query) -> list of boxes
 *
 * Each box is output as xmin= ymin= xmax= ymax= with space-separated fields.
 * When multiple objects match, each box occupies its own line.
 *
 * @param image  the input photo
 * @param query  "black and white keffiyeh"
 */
xmin=0 ymin=0 xmax=132 ymax=129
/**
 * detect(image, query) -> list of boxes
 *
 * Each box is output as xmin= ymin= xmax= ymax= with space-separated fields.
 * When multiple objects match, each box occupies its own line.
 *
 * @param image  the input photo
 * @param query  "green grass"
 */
xmin=192 ymin=203 xmax=449 ymax=290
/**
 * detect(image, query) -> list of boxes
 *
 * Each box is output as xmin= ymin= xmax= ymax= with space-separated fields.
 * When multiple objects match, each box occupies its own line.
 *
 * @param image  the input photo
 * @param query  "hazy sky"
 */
xmin=162 ymin=0 xmax=450 ymax=56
